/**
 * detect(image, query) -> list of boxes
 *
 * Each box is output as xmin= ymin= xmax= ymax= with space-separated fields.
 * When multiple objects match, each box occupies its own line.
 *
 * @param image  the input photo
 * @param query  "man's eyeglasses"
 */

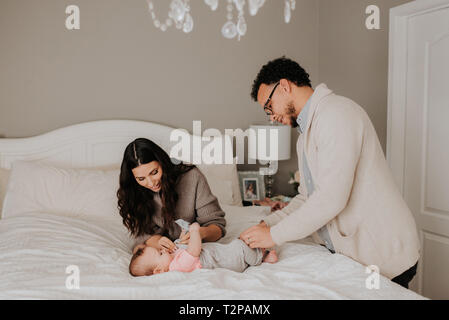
xmin=263 ymin=82 xmax=280 ymax=116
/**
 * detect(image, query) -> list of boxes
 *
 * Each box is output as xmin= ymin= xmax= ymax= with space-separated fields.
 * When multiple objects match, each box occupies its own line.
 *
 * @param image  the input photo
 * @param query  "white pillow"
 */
xmin=2 ymin=161 xmax=122 ymax=224
xmin=0 ymin=168 xmax=11 ymax=219
xmin=197 ymin=163 xmax=243 ymax=207
xmin=219 ymin=204 xmax=271 ymax=243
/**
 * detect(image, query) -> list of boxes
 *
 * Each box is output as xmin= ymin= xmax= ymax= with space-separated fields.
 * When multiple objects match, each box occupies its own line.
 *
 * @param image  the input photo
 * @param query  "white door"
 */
xmin=389 ymin=0 xmax=449 ymax=299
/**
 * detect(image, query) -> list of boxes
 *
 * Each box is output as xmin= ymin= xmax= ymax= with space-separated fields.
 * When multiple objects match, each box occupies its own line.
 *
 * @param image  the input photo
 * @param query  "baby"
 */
xmin=129 ymin=222 xmax=278 ymax=276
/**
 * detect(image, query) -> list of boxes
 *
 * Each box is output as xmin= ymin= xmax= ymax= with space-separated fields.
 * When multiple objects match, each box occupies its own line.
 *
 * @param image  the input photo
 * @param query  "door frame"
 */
xmin=387 ymin=0 xmax=449 ymax=295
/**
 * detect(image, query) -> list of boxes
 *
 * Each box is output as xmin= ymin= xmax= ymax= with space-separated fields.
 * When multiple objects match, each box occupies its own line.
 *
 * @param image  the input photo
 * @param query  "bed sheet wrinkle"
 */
xmin=205 ymin=268 xmax=263 ymax=289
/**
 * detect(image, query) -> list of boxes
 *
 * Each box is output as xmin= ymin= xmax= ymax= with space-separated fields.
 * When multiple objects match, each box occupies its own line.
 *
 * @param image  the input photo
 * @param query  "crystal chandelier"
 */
xmin=146 ymin=0 xmax=296 ymax=41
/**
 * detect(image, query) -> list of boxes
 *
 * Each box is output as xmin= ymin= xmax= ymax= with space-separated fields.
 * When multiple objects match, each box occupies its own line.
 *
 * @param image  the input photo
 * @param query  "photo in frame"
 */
xmin=238 ymin=171 xmax=266 ymax=201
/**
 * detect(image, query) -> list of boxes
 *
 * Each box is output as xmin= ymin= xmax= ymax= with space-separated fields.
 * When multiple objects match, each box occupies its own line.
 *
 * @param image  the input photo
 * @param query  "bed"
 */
xmin=0 ymin=120 xmax=425 ymax=299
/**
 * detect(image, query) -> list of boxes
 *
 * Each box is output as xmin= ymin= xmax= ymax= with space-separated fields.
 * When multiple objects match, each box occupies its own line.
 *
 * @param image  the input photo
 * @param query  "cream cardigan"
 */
xmin=264 ymin=84 xmax=420 ymax=279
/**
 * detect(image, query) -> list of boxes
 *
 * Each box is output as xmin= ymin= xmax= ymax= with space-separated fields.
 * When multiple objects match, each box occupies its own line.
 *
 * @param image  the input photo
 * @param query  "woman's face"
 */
xmin=132 ymin=161 xmax=163 ymax=192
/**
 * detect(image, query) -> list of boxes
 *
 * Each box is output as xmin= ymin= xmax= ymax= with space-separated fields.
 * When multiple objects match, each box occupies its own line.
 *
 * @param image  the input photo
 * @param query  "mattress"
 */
xmin=0 ymin=205 xmax=425 ymax=300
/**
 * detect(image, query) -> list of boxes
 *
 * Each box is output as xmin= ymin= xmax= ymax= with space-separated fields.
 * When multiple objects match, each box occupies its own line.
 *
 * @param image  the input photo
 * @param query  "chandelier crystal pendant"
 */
xmin=147 ymin=0 xmax=193 ymax=33
xmin=284 ymin=0 xmax=296 ymax=24
xmin=146 ymin=0 xmax=296 ymax=40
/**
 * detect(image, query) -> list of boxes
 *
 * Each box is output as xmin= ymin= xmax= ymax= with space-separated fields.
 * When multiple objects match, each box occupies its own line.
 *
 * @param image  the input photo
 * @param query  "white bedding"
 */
xmin=0 ymin=205 xmax=425 ymax=300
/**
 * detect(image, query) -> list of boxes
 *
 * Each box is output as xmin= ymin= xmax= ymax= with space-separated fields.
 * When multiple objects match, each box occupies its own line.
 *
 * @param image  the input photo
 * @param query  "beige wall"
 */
xmin=318 ymin=0 xmax=412 ymax=154
xmin=0 ymin=0 xmax=411 ymax=196
xmin=0 ymin=0 xmax=319 ymax=195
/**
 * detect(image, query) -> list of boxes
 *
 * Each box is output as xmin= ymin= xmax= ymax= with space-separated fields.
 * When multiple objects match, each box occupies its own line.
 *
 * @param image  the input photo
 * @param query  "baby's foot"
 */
xmin=262 ymin=250 xmax=278 ymax=264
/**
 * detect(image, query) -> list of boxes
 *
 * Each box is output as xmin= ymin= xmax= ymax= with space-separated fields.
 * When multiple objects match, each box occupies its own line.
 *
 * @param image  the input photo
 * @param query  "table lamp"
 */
xmin=248 ymin=122 xmax=291 ymax=198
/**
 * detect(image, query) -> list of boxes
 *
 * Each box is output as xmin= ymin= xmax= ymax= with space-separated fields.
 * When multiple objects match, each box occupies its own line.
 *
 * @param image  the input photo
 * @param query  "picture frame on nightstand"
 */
xmin=238 ymin=171 xmax=266 ymax=202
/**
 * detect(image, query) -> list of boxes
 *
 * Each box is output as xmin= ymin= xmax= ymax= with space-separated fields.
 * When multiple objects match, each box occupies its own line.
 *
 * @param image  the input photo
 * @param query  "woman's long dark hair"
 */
xmin=117 ymin=138 xmax=194 ymax=237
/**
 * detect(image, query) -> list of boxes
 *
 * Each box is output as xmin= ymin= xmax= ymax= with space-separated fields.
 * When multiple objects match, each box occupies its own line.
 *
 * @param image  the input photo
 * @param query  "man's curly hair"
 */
xmin=251 ymin=56 xmax=312 ymax=102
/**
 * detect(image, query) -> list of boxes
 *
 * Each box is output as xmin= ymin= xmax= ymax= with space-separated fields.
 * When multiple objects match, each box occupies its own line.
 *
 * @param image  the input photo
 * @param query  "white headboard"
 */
xmin=0 ymin=120 xmax=183 ymax=169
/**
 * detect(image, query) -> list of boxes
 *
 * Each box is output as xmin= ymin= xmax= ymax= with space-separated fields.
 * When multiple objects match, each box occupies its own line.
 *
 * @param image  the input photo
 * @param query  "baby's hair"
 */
xmin=129 ymin=247 xmax=156 ymax=277
xmin=129 ymin=248 xmax=144 ymax=276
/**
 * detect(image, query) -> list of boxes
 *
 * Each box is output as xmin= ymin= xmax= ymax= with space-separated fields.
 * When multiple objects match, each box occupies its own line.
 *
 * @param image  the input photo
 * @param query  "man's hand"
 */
xmin=252 ymin=198 xmax=289 ymax=212
xmin=270 ymin=201 xmax=288 ymax=212
xmin=239 ymin=222 xmax=275 ymax=249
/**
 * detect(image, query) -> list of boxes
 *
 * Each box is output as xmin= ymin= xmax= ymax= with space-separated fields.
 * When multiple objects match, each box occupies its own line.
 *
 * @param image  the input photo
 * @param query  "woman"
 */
xmin=244 ymin=181 xmax=257 ymax=200
xmin=117 ymin=138 xmax=226 ymax=253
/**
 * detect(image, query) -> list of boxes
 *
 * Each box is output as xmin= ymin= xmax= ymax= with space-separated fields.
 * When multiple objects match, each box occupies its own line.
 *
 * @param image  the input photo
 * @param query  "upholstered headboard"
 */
xmin=0 ymin=120 xmax=192 ymax=169
xmin=0 ymin=120 xmax=242 ymax=216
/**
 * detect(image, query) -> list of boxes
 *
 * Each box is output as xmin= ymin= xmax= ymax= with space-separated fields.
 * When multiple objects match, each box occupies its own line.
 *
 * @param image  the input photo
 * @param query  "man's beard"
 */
xmin=286 ymin=101 xmax=298 ymax=128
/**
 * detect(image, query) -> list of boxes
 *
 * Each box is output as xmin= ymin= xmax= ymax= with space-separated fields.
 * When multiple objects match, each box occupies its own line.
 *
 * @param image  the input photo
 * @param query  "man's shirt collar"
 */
xmin=296 ymin=95 xmax=312 ymax=134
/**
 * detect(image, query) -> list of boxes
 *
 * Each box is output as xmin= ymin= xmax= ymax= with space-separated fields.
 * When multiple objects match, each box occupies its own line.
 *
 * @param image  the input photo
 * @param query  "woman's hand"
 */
xmin=178 ymin=229 xmax=192 ymax=245
xmin=157 ymin=236 xmax=177 ymax=253
xmin=186 ymin=222 xmax=202 ymax=258
xmin=178 ymin=224 xmax=203 ymax=245
xmin=189 ymin=222 xmax=200 ymax=233
xmin=178 ymin=223 xmax=222 ymax=244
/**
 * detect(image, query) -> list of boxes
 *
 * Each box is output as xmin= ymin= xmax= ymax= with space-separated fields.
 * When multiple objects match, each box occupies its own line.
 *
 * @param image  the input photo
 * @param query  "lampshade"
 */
xmin=248 ymin=123 xmax=291 ymax=161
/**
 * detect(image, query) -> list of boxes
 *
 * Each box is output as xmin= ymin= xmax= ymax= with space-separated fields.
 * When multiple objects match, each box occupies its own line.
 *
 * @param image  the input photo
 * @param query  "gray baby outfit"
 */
xmin=197 ymin=239 xmax=264 ymax=272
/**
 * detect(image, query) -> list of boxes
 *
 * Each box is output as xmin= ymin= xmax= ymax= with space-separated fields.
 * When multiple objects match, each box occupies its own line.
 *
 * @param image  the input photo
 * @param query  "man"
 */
xmin=240 ymin=57 xmax=420 ymax=288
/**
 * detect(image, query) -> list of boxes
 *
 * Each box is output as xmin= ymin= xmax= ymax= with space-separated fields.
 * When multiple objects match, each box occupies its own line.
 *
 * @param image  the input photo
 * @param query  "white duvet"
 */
xmin=0 ymin=205 xmax=425 ymax=300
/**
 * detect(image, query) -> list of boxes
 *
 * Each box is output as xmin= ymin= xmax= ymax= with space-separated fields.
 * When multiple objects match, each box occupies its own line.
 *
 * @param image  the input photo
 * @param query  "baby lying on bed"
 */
xmin=129 ymin=222 xmax=277 ymax=276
